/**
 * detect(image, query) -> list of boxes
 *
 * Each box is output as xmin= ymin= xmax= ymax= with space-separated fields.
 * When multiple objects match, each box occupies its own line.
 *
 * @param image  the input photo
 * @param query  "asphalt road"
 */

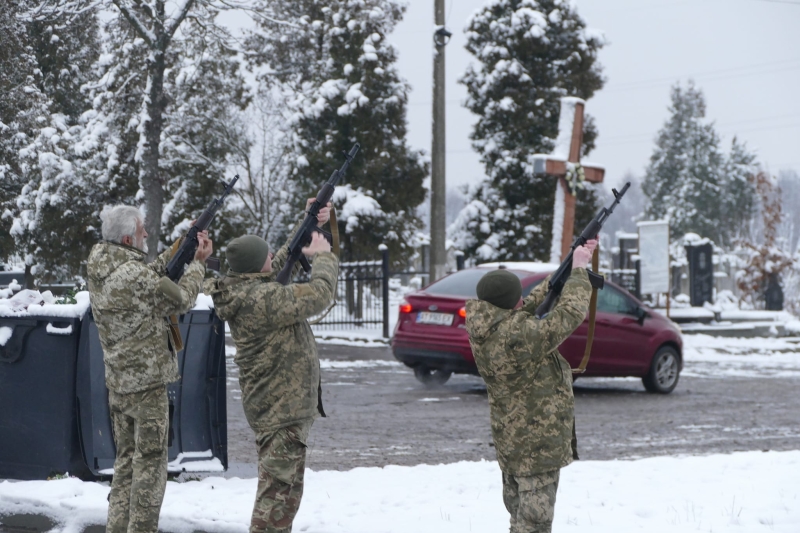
xmin=224 ymin=341 xmax=800 ymax=477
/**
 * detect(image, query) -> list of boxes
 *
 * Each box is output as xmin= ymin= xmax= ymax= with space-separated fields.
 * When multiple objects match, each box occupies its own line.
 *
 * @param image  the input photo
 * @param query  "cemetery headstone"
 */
xmin=685 ymin=243 xmax=714 ymax=306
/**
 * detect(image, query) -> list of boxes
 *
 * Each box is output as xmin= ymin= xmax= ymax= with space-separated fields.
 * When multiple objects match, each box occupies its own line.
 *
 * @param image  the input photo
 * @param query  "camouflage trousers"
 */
xmin=107 ymin=385 xmax=169 ymax=533
xmin=250 ymin=420 xmax=313 ymax=533
xmin=502 ymin=469 xmax=561 ymax=533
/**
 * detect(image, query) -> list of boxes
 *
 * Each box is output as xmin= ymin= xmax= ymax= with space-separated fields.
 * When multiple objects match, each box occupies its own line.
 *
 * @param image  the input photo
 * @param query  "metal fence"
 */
xmin=298 ymin=248 xmax=391 ymax=337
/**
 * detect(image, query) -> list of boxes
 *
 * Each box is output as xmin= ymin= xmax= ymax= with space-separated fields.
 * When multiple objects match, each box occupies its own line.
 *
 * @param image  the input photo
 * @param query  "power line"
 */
xmin=601 ymin=122 xmax=800 ymax=147
xmin=606 ymin=59 xmax=800 ymax=92
xmin=601 ymin=112 xmax=800 ymax=143
xmin=753 ymin=0 xmax=800 ymax=5
xmin=590 ymin=0 xmax=721 ymax=15
xmin=405 ymin=57 xmax=800 ymax=107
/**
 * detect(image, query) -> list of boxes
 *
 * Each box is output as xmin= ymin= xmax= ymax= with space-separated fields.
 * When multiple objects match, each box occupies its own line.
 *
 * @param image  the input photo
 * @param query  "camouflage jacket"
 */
xmin=204 ymin=244 xmax=338 ymax=433
xmin=465 ymin=268 xmax=591 ymax=476
xmin=87 ymin=242 xmax=205 ymax=394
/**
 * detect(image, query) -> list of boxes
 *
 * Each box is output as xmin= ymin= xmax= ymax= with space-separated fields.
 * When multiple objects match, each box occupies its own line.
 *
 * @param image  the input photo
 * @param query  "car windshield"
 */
xmin=424 ymin=269 xmax=539 ymax=298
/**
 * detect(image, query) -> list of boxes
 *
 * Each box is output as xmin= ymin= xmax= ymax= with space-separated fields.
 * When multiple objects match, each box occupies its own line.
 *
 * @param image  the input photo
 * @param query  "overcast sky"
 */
xmin=390 ymin=0 xmax=800 ymax=192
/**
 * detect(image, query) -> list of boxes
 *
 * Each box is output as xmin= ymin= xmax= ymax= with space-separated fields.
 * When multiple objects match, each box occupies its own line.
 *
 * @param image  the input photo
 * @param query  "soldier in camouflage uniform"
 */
xmin=465 ymin=240 xmax=597 ymax=533
xmin=87 ymin=206 xmax=212 ymax=533
xmin=205 ymin=200 xmax=337 ymax=533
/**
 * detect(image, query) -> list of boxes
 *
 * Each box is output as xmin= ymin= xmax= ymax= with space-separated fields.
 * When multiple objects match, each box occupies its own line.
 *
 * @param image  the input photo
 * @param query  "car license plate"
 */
xmin=417 ymin=312 xmax=454 ymax=326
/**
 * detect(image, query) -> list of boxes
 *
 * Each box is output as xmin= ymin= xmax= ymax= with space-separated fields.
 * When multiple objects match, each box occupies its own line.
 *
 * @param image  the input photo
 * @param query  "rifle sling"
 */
xmin=330 ymin=207 xmax=340 ymax=257
xmin=308 ymin=207 xmax=339 ymax=325
xmin=573 ymin=245 xmax=599 ymax=374
xmin=167 ymin=237 xmax=185 ymax=352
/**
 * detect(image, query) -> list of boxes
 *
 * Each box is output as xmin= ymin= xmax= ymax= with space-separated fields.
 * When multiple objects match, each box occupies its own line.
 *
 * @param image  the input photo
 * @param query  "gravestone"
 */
xmin=765 ymin=273 xmax=784 ymax=311
xmin=618 ymin=235 xmax=638 ymax=269
xmin=612 ymin=235 xmax=640 ymax=298
xmin=685 ymin=243 xmax=714 ymax=307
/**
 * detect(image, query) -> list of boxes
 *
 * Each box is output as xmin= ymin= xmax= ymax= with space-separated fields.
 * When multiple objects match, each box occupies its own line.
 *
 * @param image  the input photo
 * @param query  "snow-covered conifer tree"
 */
xmin=0 ymin=0 xmax=51 ymax=270
xmin=643 ymin=83 xmax=756 ymax=246
xmin=27 ymin=5 xmax=100 ymax=124
xmin=0 ymin=0 xmax=99 ymax=284
xmin=246 ymin=0 xmax=428 ymax=262
xmin=452 ymin=0 xmax=605 ymax=262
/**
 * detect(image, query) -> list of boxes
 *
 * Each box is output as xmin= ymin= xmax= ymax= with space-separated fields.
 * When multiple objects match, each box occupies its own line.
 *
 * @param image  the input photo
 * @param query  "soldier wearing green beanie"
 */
xmin=205 ymin=199 xmax=337 ymax=533
xmin=466 ymin=239 xmax=598 ymax=533
xmin=476 ymin=269 xmax=522 ymax=310
xmin=226 ymin=235 xmax=271 ymax=274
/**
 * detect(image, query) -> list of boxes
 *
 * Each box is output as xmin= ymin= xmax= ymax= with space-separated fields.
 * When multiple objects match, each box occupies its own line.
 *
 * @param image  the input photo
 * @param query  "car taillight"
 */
xmin=458 ymin=307 xmax=466 ymax=318
xmin=399 ymin=301 xmax=412 ymax=314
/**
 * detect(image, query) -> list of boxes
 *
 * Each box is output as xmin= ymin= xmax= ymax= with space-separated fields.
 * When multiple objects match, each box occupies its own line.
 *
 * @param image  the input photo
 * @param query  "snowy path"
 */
xmin=1 ymin=450 xmax=797 ymax=533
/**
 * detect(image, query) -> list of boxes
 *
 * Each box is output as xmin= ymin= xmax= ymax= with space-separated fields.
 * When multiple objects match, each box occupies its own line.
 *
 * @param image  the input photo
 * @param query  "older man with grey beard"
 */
xmin=87 ymin=206 xmax=212 ymax=533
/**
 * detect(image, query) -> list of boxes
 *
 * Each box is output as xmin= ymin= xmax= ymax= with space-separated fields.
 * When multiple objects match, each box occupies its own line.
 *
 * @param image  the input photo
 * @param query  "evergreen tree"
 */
xmin=720 ymin=137 xmax=757 ymax=243
xmin=27 ymin=6 xmax=100 ymax=123
xmin=643 ymin=83 xmax=756 ymax=246
xmin=0 ymin=0 xmax=48 ymax=266
xmin=15 ymin=4 xmax=102 ymax=282
xmin=246 ymin=0 xmax=428 ymax=262
xmin=0 ymin=0 xmax=91 ymax=284
xmin=452 ymin=0 xmax=605 ymax=262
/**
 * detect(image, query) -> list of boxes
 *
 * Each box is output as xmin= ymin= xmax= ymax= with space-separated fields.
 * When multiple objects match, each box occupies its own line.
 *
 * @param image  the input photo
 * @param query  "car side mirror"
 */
xmin=635 ymin=306 xmax=647 ymax=325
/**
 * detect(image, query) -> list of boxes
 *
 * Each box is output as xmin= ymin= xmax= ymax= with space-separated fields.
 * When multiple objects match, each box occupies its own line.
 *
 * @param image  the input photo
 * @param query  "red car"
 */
xmin=391 ymin=262 xmax=684 ymax=393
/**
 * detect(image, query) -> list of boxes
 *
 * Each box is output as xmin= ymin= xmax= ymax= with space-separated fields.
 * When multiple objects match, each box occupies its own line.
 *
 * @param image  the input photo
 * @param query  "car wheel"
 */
xmin=642 ymin=345 xmax=680 ymax=394
xmin=413 ymin=366 xmax=452 ymax=386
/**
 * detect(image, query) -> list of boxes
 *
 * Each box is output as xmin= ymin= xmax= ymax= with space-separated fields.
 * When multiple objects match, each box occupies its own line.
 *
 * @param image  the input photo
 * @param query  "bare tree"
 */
xmin=736 ymin=172 xmax=794 ymax=308
xmin=226 ymin=87 xmax=295 ymax=247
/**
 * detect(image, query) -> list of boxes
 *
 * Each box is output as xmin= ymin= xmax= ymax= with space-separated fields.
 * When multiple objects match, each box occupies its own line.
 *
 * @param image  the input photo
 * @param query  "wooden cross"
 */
xmin=532 ymin=97 xmax=605 ymax=262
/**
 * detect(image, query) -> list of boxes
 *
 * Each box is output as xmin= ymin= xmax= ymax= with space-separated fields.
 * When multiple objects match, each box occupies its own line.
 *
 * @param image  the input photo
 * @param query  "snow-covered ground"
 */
xmin=1 ymin=450 xmax=797 ymax=533
xmin=682 ymin=334 xmax=800 ymax=378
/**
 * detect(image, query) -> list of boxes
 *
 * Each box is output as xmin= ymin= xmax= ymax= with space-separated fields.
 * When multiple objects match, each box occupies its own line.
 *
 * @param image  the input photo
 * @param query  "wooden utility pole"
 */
xmin=430 ymin=0 xmax=450 ymax=282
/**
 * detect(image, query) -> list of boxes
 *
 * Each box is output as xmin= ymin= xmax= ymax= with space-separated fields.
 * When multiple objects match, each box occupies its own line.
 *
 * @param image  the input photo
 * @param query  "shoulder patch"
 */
xmin=157 ymin=276 xmax=183 ymax=305
xmin=292 ymin=284 xmax=316 ymax=298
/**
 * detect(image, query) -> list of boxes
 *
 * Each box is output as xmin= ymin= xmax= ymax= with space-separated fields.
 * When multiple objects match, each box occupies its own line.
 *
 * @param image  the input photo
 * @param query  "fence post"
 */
xmin=380 ymin=244 xmax=389 ymax=338
xmin=455 ymin=251 xmax=465 ymax=271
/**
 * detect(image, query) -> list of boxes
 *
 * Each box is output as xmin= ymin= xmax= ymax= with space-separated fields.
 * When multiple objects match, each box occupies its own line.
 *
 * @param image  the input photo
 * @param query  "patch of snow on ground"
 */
xmin=318 ymin=359 xmax=402 ymax=370
xmin=313 ymin=328 xmax=390 ymax=347
xmin=0 ymin=451 xmax=797 ymax=532
xmin=682 ymin=334 xmax=800 ymax=378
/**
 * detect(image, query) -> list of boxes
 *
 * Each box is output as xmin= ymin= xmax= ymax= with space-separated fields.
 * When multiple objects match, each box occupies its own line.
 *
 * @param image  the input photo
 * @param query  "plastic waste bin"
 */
xmin=0 ymin=314 xmax=89 ymax=479
xmin=0 ymin=293 xmax=227 ymax=480
xmin=77 ymin=309 xmax=228 ymax=477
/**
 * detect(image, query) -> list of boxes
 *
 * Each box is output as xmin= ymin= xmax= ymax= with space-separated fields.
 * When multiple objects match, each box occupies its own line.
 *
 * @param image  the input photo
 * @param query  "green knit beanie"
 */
xmin=476 ymin=270 xmax=521 ymax=310
xmin=225 ymin=235 xmax=270 ymax=274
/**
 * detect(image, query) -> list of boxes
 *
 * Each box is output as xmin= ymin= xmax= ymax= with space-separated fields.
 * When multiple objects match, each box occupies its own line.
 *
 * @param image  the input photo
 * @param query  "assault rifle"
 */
xmin=275 ymin=143 xmax=360 ymax=285
xmin=165 ymin=175 xmax=239 ymax=282
xmin=533 ymin=182 xmax=630 ymax=319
